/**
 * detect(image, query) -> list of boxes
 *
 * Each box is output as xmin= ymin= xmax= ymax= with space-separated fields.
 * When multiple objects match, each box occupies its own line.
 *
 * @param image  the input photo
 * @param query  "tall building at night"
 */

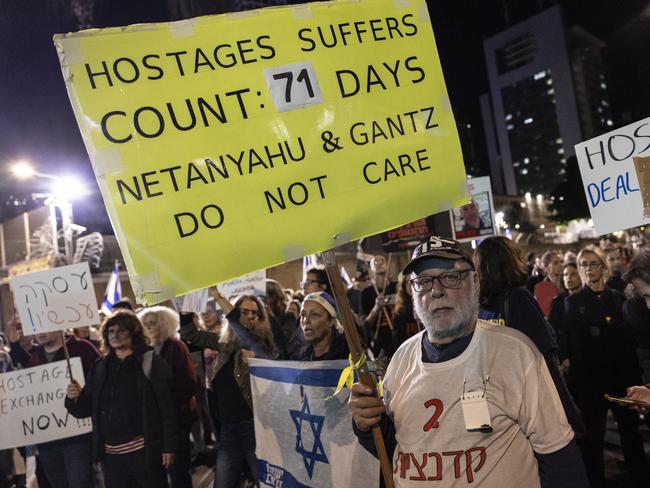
xmin=480 ymin=5 xmax=612 ymax=196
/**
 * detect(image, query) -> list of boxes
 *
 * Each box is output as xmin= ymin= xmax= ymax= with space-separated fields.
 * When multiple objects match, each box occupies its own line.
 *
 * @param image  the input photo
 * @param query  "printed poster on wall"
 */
xmin=449 ymin=176 xmax=496 ymax=242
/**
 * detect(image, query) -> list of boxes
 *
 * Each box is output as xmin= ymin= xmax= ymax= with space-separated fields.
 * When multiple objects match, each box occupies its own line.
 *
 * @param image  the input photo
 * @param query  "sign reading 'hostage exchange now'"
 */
xmin=55 ymin=0 xmax=468 ymax=304
xmin=0 ymin=358 xmax=91 ymax=450
xmin=575 ymin=117 xmax=650 ymax=235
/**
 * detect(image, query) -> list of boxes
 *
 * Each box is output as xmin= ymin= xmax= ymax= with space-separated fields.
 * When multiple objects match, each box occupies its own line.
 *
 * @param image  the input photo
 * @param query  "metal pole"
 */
xmin=60 ymin=198 xmax=74 ymax=265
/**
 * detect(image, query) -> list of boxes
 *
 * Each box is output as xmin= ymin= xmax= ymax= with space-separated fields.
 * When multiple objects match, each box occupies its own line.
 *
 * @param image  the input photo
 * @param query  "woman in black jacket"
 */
xmin=564 ymin=247 xmax=648 ymax=488
xmin=65 ymin=310 xmax=179 ymax=488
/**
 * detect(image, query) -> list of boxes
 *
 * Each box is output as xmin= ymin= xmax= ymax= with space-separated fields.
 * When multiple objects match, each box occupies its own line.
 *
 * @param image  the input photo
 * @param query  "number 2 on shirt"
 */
xmin=423 ymin=399 xmax=443 ymax=431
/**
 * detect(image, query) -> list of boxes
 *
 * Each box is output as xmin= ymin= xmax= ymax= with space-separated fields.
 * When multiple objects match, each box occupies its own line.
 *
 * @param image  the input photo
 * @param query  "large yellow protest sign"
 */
xmin=54 ymin=0 xmax=468 ymax=304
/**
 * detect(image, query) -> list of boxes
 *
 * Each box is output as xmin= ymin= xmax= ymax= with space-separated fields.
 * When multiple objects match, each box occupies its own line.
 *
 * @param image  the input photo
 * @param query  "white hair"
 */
xmin=137 ymin=306 xmax=180 ymax=342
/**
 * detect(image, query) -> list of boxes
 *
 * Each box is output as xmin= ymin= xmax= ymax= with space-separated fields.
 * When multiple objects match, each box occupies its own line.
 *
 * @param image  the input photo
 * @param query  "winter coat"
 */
xmin=64 ymin=346 xmax=180 ymax=467
xmin=158 ymin=338 xmax=198 ymax=428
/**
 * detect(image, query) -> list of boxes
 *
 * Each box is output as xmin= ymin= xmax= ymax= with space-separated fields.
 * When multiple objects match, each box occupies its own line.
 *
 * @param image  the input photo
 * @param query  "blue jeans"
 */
xmin=214 ymin=420 xmax=258 ymax=488
xmin=38 ymin=435 xmax=93 ymax=488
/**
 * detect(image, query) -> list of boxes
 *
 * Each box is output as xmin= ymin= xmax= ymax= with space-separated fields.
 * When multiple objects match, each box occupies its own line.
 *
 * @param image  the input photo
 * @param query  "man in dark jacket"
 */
xmin=65 ymin=310 xmax=179 ymax=488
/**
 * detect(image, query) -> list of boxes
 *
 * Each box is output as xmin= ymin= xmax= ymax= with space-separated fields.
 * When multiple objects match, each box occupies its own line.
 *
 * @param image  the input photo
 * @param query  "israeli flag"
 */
xmin=302 ymin=254 xmax=319 ymax=280
xmin=100 ymin=261 xmax=122 ymax=315
xmin=250 ymin=359 xmax=379 ymax=488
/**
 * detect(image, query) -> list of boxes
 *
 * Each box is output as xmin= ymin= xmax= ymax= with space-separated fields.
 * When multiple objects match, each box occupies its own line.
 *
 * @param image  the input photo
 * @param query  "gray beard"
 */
xmin=414 ymin=295 xmax=478 ymax=343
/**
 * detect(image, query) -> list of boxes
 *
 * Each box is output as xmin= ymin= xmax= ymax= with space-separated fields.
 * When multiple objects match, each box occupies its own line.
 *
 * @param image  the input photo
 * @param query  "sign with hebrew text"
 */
xmin=10 ymin=262 xmax=99 ymax=334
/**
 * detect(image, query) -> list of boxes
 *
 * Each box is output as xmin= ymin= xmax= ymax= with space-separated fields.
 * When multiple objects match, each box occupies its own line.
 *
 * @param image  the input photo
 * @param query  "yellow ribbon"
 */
xmin=329 ymin=353 xmax=366 ymax=398
xmin=329 ymin=352 xmax=384 ymax=399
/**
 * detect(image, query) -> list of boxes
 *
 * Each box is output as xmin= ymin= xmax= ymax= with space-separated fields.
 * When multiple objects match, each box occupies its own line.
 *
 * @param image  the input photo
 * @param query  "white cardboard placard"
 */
xmin=575 ymin=117 xmax=650 ymax=235
xmin=10 ymin=262 xmax=99 ymax=334
xmin=0 ymin=358 xmax=91 ymax=449
xmin=219 ymin=270 xmax=267 ymax=302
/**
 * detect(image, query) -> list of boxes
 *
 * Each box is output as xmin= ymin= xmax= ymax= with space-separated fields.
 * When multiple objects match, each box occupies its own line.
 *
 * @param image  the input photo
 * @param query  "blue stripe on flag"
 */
xmin=249 ymin=366 xmax=343 ymax=388
xmin=258 ymin=460 xmax=311 ymax=488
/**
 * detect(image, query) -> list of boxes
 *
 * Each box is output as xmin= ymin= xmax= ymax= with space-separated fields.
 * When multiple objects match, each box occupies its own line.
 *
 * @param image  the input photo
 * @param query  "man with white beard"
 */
xmin=349 ymin=236 xmax=588 ymax=487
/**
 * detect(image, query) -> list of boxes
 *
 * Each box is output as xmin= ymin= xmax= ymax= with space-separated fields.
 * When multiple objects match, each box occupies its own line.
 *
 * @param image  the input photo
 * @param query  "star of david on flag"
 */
xmin=290 ymin=394 xmax=329 ymax=478
xmin=249 ymin=359 xmax=379 ymax=488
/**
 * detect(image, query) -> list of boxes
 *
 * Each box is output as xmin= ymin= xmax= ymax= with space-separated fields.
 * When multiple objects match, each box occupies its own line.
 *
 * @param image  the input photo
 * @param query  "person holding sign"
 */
xmin=0 ymin=348 xmax=14 ymax=488
xmin=65 ymin=311 xmax=179 ymax=488
xmin=349 ymin=236 xmax=588 ymax=487
xmin=6 ymin=318 xmax=100 ymax=488
xmin=180 ymin=288 xmax=279 ymax=487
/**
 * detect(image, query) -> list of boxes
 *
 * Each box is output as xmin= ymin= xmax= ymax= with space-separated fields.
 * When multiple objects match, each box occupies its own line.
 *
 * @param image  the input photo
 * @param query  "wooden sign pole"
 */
xmin=320 ymin=250 xmax=395 ymax=488
xmin=60 ymin=331 xmax=75 ymax=383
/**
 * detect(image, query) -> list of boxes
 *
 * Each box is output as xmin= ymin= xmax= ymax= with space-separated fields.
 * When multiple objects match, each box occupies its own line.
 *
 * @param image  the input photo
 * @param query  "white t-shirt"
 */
xmin=383 ymin=320 xmax=574 ymax=487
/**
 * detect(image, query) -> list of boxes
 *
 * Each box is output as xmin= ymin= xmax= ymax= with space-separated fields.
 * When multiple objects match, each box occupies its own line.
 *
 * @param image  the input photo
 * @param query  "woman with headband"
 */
xmin=296 ymin=292 xmax=349 ymax=361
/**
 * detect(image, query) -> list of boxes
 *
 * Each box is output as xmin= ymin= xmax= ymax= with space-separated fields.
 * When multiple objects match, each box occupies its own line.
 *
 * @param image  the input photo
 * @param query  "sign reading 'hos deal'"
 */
xmin=54 ymin=0 xmax=467 ymax=303
xmin=575 ymin=117 xmax=650 ymax=235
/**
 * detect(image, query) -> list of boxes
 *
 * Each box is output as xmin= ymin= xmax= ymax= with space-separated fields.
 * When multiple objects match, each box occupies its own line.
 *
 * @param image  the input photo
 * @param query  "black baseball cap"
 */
xmin=403 ymin=236 xmax=474 ymax=275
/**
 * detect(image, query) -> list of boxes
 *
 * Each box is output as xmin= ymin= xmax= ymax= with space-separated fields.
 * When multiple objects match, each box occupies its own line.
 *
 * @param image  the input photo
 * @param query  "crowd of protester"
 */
xmin=0 ymin=234 xmax=649 ymax=487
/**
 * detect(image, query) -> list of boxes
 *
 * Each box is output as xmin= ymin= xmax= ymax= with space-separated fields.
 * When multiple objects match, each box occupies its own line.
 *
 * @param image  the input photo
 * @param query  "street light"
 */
xmin=9 ymin=161 xmax=88 ymax=264
xmin=11 ymin=161 xmax=37 ymax=179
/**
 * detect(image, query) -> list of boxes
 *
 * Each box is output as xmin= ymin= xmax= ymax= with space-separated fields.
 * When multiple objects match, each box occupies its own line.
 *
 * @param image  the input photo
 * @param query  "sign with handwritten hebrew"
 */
xmin=10 ymin=263 xmax=99 ymax=334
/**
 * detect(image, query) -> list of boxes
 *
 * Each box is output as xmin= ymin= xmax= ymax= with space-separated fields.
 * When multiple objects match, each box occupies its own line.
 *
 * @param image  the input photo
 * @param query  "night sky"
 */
xmin=1 ymin=0 xmax=648 ymax=230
